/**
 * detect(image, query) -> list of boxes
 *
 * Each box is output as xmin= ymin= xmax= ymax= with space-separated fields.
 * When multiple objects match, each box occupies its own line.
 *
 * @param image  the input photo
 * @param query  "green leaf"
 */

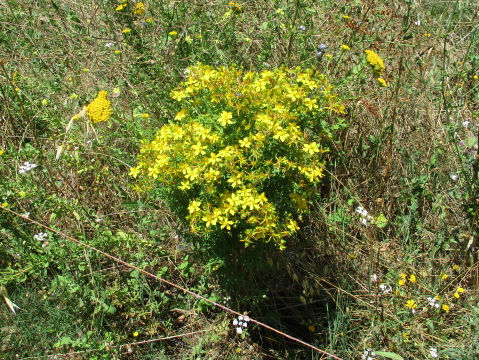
xmin=374 ymin=213 xmax=388 ymax=228
xmin=375 ymin=351 xmax=404 ymax=360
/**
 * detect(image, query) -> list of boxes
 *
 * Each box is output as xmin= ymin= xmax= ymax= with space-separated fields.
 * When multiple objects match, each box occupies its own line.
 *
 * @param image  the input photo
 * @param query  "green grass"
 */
xmin=1 ymin=0 xmax=479 ymax=359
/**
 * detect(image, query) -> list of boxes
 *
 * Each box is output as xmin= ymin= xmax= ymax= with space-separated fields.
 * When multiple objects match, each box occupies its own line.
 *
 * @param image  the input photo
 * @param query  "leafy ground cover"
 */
xmin=1 ymin=0 xmax=479 ymax=359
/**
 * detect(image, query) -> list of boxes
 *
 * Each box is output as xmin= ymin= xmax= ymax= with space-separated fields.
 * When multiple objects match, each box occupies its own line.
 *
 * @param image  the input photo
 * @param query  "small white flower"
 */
xmin=379 ymin=284 xmax=392 ymax=294
xmin=370 ymin=274 xmax=378 ymax=282
xmin=243 ymin=315 xmax=250 ymax=322
xmin=462 ymin=120 xmax=470 ymax=128
xmin=23 ymin=212 xmax=30 ymax=218
xmin=414 ymin=20 xmax=421 ymax=26
xmin=236 ymin=327 xmax=243 ymax=334
xmin=105 ymin=42 xmax=114 ymax=48
xmin=450 ymin=173 xmax=459 ymax=181
xmin=238 ymin=315 xmax=244 ymax=321
xmin=360 ymin=218 xmax=369 ymax=225
xmin=299 ymin=25 xmax=306 ymax=31
xmin=233 ymin=319 xmax=238 ymax=326
xmin=362 ymin=349 xmax=376 ymax=360
xmin=429 ymin=347 xmax=438 ymax=358
xmin=33 ymin=232 xmax=48 ymax=241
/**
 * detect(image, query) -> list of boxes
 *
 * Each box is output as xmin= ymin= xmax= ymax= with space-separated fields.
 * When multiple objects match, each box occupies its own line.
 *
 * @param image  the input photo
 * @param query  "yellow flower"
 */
xmin=377 ymin=78 xmax=387 ymax=87
xmin=441 ymin=273 xmax=449 ymax=280
xmin=454 ymin=292 xmax=460 ymax=299
xmin=133 ymin=331 xmax=139 ymax=337
xmin=308 ymin=325 xmax=315 ymax=332
xmin=122 ymin=28 xmax=132 ymax=34
xmin=398 ymin=279 xmax=406 ymax=286
xmin=175 ymin=109 xmax=188 ymax=120
xmin=114 ymin=50 xmax=121 ymax=54
xmin=0 ymin=150 xmax=4 ymax=156
xmin=409 ymin=274 xmax=417 ymax=283
xmin=141 ymin=113 xmax=150 ymax=119
xmin=115 ymin=3 xmax=126 ymax=11
xmin=457 ymin=287 xmax=465 ymax=293
xmin=86 ymin=91 xmax=112 ymax=123
xmin=82 ymin=68 xmax=89 ymax=73
xmin=133 ymin=2 xmax=146 ymax=15
xmin=452 ymin=264 xmax=460 ymax=271
xmin=129 ymin=167 xmax=141 ymax=178
xmin=442 ymin=304 xmax=450 ymax=313
xmin=178 ymin=181 xmax=191 ymax=190
xmin=364 ymin=49 xmax=385 ymax=73
xmin=341 ymin=44 xmax=350 ymax=51
xmin=1 ymin=202 xmax=8 ymax=208
xmin=424 ymin=33 xmax=431 ymax=37
xmin=405 ymin=299 xmax=417 ymax=309
xmin=228 ymin=1 xmax=242 ymax=12
xmin=302 ymin=142 xmax=320 ymax=155
xmin=145 ymin=17 xmax=153 ymax=23
xmin=188 ymin=200 xmax=201 ymax=214
xmin=41 ymin=99 xmax=48 ymax=106
xmin=169 ymin=31 xmax=178 ymax=36
xmin=342 ymin=15 xmax=351 ymax=20
xmin=218 ymin=111 xmax=234 ymax=126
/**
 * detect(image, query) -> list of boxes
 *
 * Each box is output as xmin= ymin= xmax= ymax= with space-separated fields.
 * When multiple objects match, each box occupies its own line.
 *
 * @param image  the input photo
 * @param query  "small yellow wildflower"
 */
xmin=228 ymin=1 xmax=242 ymax=13
xmin=122 ymin=28 xmax=132 ymax=34
xmin=342 ymin=15 xmax=351 ymax=20
xmin=441 ymin=273 xmax=449 ymax=280
xmin=141 ymin=113 xmax=150 ymax=119
xmin=188 ymin=200 xmax=201 ymax=214
xmin=133 ymin=331 xmax=139 ymax=337
xmin=424 ymin=33 xmax=431 ymax=37
xmin=178 ymin=181 xmax=191 ymax=190
xmin=169 ymin=31 xmax=178 ymax=36
xmin=302 ymin=142 xmax=320 ymax=155
xmin=86 ymin=91 xmax=112 ymax=123
xmin=364 ymin=49 xmax=385 ymax=73
xmin=308 ymin=325 xmax=315 ymax=332
xmin=145 ymin=17 xmax=153 ymax=23
xmin=405 ymin=299 xmax=417 ymax=309
xmin=442 ymin=304 xmax=450 ymax=313
xmin=341 ymin=44 xmax=350 ymax=51
xmin=409 ymin=274 xmax=417 ymax=283
xmin=115 ymin=3 xmax=126 ymax=11
xmin=457 ymin=287 xmax=465 ymax=293
xmin=114 ymin=50 xmax=121 ymax=54
xmin=129 ymin=167 xmax=141 ymax=178
xmin=452 ymin=264 xmax=460 ymax=271
xmin=473 ymin=75 xmax=478 ymax=80
xmin=0 ymin=150 xmax=4 ymax=156
xmin=133 ymin=2 xmax=146 ymax=15
xmin=454 ymin=292 xmax=460 ymax=299
xmin=218 ymin=111 xmax=234 ymax=126
xmin=377 ymin=78 xmax=387 ymax=87
xmin=185 ymin=35 xmax=193 ymax=44
xmin=41 ymin=99 xmax=48 ymax=106
xmin=82 ymin=68 xmax=89 ymax=73
xmin=398 ymin=279 xmax=406 ymax=286
xmin=1 ymin=202 xmax=8 ymax=208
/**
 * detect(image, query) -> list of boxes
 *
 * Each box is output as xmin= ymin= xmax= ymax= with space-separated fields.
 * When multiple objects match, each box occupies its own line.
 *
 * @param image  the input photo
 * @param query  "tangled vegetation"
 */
xmin=1 ymin=0 xmax=479 ymax=359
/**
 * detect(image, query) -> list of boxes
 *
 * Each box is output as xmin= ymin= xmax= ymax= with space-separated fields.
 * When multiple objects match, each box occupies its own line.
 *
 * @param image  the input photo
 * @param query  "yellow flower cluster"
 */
xmin=86 ymin=91 xmax=112 ymax=123
xmin=131 ymin=64 xmax=344 ymax=249
xmin=364 ymin=49 xmax=385 ymax=73
xmin=133 ymin=2 xmax=146 ymax=15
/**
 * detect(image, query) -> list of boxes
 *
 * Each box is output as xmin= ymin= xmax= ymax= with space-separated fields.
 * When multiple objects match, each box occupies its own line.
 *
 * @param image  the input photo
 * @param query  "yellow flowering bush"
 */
xmin=131 ymin=64 xmax=345 ymax=249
